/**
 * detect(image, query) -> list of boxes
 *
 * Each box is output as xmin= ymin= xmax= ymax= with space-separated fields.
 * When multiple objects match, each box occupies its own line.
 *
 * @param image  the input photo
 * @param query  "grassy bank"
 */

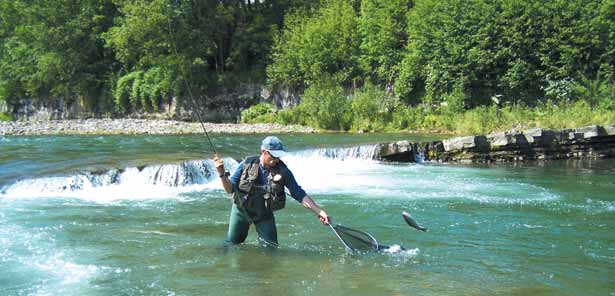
xmin=242 ymin=99 xmax=615 ymax=136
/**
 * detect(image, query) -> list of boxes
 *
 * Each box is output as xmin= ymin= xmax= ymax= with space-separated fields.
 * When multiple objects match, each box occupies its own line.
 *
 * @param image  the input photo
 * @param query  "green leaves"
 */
xmin=0 ymin=0 xmax=117 ymax=106
xmin=300 ymin=81 xmax=352 ymax=130
xmin=240 ymin=103 xmax=277 ymax=124
xmin=397 ymin=0 xmax=614 ymax=106
xmin=268 ymin=0 xmax=361 ymax=88
xmin=2 ymin=0 xmax=304 ymax=114
xmin=350 ymin=84 xmax=397 ymax=132
xmin=0 ymin=0 xmax=612 ymax=130
xmin=267 ymin=0 xmax=411 ymax=89
xmin=113 ymin=67 xmax=172 ymax=113
xmin=263 ymin=0 xmax=615 ymax=132
xmin=358 ymin=0 xmax=409 ymax=85
xmin=103 ymin=0 xmax=171 ymax=68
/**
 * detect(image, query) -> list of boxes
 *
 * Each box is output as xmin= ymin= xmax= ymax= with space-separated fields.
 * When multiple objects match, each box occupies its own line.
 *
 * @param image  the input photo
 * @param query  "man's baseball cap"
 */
xmin=261 ymin=136 xmax=286 ymax=158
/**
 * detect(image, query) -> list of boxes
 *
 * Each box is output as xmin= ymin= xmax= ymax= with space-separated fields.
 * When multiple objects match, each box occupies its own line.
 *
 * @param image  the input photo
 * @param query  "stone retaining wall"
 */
xmin=374 ymin=125 xmax=615 ymax=163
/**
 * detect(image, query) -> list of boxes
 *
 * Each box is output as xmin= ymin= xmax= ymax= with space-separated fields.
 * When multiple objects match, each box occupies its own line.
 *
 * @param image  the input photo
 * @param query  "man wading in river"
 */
xmin=214 ymin=136 xmax=331 ymax=246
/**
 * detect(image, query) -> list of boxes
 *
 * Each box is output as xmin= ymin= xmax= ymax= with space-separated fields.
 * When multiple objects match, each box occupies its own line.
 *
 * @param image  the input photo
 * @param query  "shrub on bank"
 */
xmin=298 ymin=82 xmax=352 ymax=131
xmin=350 ymin=84 xmax=398 ymax=132
xmin=243 ymin=94 xmax=615 ymax=135
xmin=240 ymin=103 xmax=277 ymax=124
xmin=0 ymin=112 xmax=13 ymax=121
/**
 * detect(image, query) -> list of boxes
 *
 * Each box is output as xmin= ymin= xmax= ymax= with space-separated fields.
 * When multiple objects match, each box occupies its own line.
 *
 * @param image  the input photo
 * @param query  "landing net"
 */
xmin=330 ymin=224 xmax=379 ymax=252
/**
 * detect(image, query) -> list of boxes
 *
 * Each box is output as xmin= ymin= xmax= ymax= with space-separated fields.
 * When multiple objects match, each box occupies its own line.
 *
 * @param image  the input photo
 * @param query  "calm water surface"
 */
xmin=1 ymin=134 xmax=614 ymax=295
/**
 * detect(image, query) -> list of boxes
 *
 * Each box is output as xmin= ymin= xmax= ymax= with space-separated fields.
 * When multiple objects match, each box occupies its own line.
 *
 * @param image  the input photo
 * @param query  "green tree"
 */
xmin=358 ymin=0 xmax=410 ymax=86
xmin=395 ymin=0 xmax=615 ymax=108
xmin=104 ymin=0 xmax=309 ymax=113
xmin=300 ymin=80 xmax=352 ymax=130
xmin=0 ymin=0 xmax=118 ymax=112
xmin=396 ymin=0 xmax=501 ymax=106
xmin=350 ymin=84 xmax=398 ymax=131
xmin=267 ymin=0 xmax=361 ymax=89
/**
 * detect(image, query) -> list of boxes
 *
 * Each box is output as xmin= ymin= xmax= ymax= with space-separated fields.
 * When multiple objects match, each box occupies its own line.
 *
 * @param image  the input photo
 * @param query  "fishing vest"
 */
xmin=232 ymin=156 xmax=287 ymax=218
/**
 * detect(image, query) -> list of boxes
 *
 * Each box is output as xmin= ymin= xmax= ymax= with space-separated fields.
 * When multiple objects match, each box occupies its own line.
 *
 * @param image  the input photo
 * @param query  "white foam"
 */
xmin=0 ymin=221 xmax=99 ymax=293
xmin=0 ymin=158 xmax=238 ymax=202
xmin=282 ymin=153 xmax=390 ymax=195
xmin=0 ymin=151 xmax=562 ymax=206
xmin=382 ymin=244 xmax=404 ymax=253
xmin=283 ymin=153 xmax=561 ymax=204
xmin=33 ymin=252 xmax=99 ymax=285
xmin=523 ymin=224 xmax=545 ymax=229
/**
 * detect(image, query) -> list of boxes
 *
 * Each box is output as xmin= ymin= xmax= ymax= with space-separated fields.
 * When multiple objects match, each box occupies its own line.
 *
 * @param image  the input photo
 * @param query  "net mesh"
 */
xmin=331 ymin=224 xmax=379 ymax=252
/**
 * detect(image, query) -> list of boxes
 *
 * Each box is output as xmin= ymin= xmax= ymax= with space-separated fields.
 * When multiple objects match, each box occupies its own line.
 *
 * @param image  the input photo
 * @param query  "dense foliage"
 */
xmin=1 ymin=0 xmax=314 ymax=114
xmin=1 ymin=0 xmax=613 ymax=134
xmin=0 ymin=0 xmax=118 ymax=113
xmin=265 ymin=0 xmax=614 ymax=133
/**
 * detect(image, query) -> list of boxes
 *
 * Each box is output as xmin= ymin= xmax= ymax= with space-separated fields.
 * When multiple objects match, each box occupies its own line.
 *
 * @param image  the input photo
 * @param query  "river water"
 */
xmin=1 ymin=134 xmax=614 ymax=295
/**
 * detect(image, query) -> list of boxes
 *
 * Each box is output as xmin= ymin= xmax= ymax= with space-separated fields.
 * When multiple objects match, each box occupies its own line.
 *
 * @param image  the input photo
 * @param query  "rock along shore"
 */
xmin=374 ymin=124 xmax=615 ymax=163
xmin=0 ymin=119 xmax=315 ymax=136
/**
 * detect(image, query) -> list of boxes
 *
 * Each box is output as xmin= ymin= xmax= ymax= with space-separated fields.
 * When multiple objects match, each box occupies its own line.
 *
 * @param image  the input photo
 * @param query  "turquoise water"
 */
xmin=1 ymin=134 xmax=614 ymax=295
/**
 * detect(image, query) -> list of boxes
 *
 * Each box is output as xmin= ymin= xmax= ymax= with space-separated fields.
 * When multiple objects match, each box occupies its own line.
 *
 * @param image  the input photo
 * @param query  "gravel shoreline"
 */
xmin=0 ymin=119 xmax=316 ymax=136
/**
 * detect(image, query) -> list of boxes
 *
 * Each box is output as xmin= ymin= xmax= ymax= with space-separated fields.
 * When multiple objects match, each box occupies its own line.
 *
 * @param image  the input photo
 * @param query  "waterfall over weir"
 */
xmin=0 ymin=158 xmax=239 ymax=199
xmin=0 ymin=145 xmax=379 ymax=200
xmin=293 ymin=145 xmax=378 ymax=160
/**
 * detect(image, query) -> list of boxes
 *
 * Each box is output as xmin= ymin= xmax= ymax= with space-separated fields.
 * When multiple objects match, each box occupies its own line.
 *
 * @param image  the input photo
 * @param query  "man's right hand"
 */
xmin=214 ymin=157 xmax=233 ymax=194
xmin=214 ymin=157 xmax=225 ymax=177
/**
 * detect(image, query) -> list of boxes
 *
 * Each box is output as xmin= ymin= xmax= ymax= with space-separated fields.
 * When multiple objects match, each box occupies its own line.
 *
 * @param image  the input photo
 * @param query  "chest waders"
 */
xmin=226 ymin=156 xmax=288 ymax=245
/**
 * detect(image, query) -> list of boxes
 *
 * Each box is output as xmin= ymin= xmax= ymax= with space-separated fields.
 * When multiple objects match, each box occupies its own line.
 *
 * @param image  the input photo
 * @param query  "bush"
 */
xmin=0 ymin=112 xmax=13 ymax=121
xmin=243 ymin=82 xmax=614 ymax=135
xmin=240 ymin=103 xmax=277 ymax=123
xmin=350 ymin=84 xmax=396 ymax=132
xmin=114 ymin=71 xmax=141 ymax=112
xmin=274 ymin=105 xmax=311 ymax=126
xmin=571 ymin=75 xmax=615 ymax=110
xmin=388 ymin=106 xmax=427 ymax=131
xmin=388 ymin=107 xmax=412 ymax=130
xmin=302 ymin=82 xmax=353 ymax=130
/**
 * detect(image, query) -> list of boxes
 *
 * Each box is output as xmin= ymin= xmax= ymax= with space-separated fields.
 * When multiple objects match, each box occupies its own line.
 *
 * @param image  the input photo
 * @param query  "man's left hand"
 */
xmin=318 ymin=210 xmax=331 ymax=225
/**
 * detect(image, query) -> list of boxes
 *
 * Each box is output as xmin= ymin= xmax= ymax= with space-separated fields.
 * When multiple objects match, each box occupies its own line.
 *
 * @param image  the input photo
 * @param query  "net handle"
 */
xmin=328 ymin=223 xmax=352 ymax=251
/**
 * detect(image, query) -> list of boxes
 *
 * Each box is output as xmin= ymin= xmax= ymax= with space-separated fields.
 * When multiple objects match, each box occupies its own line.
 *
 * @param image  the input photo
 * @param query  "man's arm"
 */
xmin=214 ymin=157 xmax=233 ymax=194
xmin=219 ymin=174 xmax=232 ymax=194
xmin=281 ymin=166 xmax=331 ymax=224
xmin=301 ymin=195 xmax=331 ymax=225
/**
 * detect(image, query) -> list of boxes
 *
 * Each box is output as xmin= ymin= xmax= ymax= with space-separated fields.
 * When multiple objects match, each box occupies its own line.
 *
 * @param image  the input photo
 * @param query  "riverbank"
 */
xmin=374 ymin=125 xmax=615 ymax=163
xmin=0 ymin=119 xmax=316 ymax=136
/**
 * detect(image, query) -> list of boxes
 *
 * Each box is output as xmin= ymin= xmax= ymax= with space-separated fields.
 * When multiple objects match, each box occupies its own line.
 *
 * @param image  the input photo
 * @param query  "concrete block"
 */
xmin=604 ymin=125 xmax=615 ymax=136
xmin=575 ymin=125 xmax=606 ymax=138
xmin=442 ymin=136 xmax=487 ymax=151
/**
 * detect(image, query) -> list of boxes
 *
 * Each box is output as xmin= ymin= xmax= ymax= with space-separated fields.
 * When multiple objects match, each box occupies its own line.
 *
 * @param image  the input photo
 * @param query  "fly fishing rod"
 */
xmin=165 ymin=3 xmax=218 ymax=156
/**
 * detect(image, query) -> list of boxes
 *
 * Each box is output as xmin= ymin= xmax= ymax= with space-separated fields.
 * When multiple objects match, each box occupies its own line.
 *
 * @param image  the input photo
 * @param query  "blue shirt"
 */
xmin=229 ymin=159 xmax=307 ymax=203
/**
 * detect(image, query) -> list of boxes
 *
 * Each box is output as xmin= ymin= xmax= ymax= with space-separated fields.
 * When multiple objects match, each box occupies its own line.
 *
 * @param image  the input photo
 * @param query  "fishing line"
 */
xmin=164 ymin=2 xmax=218 ymax=156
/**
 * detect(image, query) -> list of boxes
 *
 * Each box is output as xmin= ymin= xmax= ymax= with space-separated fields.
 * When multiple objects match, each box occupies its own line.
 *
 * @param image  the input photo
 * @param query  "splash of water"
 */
xmin=0 ymin=146 xmax=565 ymax=207
xmin=0 ymin=158 xmax=238 ymax=202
